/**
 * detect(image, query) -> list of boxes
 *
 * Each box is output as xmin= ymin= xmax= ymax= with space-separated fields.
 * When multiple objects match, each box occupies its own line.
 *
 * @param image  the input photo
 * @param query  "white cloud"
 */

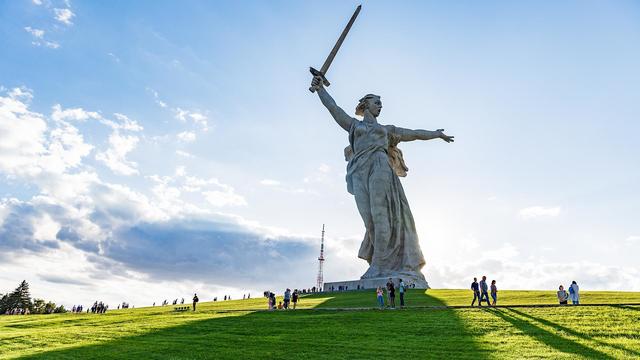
xmin=174 ymin=107 xmax=209 ymax=131
xmin=625 ymin=235 xmax=640 ymax=244
xmin=260 ymin=179 xmax=281 ymax=186
xmin=54 ymin=8 xmax=75 ymax=26
xmin=177 ymin=131 xmax=196 ymax=142
xmin=94 ymin=112 xmax=143 ymax=133
xmin=32 ymin=0 xmax=43 ymax=5
xmin=203 ymin=190 xmax=247 ymax=207
xmin=0 ymin=89 xmax=48 ymax=177
xmin=95 ymin=132 xmax=140 ymax=176
xmin=24 ymin=26 xmax=44 ymax=39
xmin=24 ymin=27 xmax=60 ymax=49
xmin=51 ymin=104 xmax=101 ymax=122
xmin=518 ymin=206 xmax=561 ymax=219
xmin=146 ymin=88 xmax=167 ymax=108
xmin=107 ymin=52 xmax=121 ymax=63
xmin=318 ymin=163 xmax=331 ymax=173
xmin=175 ymin=150 xmax=194 ymax=158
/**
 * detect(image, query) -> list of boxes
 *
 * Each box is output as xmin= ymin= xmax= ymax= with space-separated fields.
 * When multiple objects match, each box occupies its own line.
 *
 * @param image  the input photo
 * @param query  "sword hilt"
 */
xmin=308 ymin=67 xmax=331 ymax=93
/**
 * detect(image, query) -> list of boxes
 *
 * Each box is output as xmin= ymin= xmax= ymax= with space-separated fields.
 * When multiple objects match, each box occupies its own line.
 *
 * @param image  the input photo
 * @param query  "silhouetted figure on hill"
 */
xmin=192 ymin=293 xmax=199 ymax=311
xmin=479 ymin=276 xmax=491 ymax=306
xmin=470 ymin=277 xmax=480 ymax=306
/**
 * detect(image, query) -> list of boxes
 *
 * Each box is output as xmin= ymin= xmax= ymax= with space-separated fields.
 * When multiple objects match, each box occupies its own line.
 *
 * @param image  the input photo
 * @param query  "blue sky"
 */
xmin=1 ymin=0 xmax=639 ymax=307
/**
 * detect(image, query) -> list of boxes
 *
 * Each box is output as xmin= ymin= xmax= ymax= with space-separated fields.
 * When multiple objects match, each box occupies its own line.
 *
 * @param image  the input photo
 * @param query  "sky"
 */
xmin=1 ymin=0 xmax=639 ymax=308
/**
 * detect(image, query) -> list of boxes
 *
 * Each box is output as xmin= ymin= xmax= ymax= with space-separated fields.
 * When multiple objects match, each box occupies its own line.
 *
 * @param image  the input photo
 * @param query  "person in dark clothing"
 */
xmin=386 ymin=278 xmax=396 ymax=308
xmin=292 ymin=290 xmax=299 ymax=309
xmin=479 ymin=276 xmax=491 ymax=306
xmin=192 ymin=293 xmax=199 ymax=311
xmin=471 ymin=277 xmax=481 ymax=306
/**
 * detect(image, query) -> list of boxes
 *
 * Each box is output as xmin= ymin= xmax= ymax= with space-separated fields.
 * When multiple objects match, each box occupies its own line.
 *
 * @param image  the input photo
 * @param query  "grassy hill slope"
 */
xmin=1 ymin=289 xmax=639 ymax=359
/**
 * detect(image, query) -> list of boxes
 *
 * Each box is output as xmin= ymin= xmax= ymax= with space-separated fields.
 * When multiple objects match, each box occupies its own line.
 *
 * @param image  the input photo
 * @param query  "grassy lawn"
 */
xmin=1 ymin=289 xmax=639 ymax=359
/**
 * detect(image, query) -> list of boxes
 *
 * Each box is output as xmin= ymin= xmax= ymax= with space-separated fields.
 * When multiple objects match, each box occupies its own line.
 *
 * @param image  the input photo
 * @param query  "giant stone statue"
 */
xmin=309 ymin=6 xmax=454 ymax=288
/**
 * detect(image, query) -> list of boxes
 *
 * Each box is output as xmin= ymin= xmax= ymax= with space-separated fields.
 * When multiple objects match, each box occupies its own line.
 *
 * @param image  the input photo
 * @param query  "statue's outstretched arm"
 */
xmin=312 ymin=77 xmax=354 ymax=131
xmin=395 ymin=127 xmax=455 ymax=143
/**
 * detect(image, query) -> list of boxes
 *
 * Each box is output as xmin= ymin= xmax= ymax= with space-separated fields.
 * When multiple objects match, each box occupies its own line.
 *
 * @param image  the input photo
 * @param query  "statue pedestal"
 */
xmin=323 ymin=276 xmax=429 ymax=292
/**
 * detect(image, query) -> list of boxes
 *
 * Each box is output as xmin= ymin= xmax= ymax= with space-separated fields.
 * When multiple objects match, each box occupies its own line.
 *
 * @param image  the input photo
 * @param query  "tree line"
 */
xmin=0 ymin=280 xmax=66 ymax=315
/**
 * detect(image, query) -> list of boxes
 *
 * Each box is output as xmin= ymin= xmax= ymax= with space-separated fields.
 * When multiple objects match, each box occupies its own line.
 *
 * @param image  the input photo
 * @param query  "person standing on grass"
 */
xmin=283 ymin=288 xmax=291 ymax=309
xmin=376 ymin=287 xmax=385 ymax=309
xmin=386 ymin=278 xmax=396 ymax=308
xmin=192 ymin=293 xmax=199 ymax=311
xmin=569 ymin=281 xmax=580 ymax=305
xmin=557 ymin=285 xmax=569 ymax=305
xmin=490 ymin=280 xmax=498 ymax=306
xmin=479 ymin=276 xmax=491 ymax=306
xmin=399 ymin=279 xmax=407 ymax=308
xmin=292 ymin=290 xmax=299 ymax=309
xmin=470 ymin=277 xmax=481 ymax=306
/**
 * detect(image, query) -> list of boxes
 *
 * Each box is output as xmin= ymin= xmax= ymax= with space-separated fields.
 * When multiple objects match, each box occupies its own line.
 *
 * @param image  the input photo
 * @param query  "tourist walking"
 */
xmin=569 ymin=281 xmax=580 ymax=305
xmin=376 ymin=287 xmax=385 ymax=309
xmin=479 ymin=276 xmax=491 ymax=306
xmin=399 ymin=279 xmax=406 ymax=308
xmin=557 ymin=285 xmax=569 ymax=305
xmin=192 ymin=293 xmax=199 ymax=311
xmin=470 ymin=277 xmax=481 ymax=306
xmin=490 ymin=280 xmax=498 ymax=306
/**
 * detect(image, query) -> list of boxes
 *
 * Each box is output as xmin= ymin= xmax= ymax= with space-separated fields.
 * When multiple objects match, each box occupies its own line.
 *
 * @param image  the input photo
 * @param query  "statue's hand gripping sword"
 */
xmin=309 ymin=5 xmax=362 ymax=93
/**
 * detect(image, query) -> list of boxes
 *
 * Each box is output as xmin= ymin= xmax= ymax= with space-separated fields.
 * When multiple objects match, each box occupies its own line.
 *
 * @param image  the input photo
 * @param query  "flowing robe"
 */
xmin=344 ymin=119 xmax=426 ymax=280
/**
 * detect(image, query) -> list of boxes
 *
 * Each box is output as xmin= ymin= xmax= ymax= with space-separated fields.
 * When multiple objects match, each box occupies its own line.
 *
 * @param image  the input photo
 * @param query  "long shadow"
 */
xmin=616 ymin=305 xmax=640 ymax=312
xmin=486 ymin=308 xmax=615 ymax=359
xmin=508 ymin=308 xmax=640 ymax=358
xmin=17 ymin=291 xmax=489 ymax=360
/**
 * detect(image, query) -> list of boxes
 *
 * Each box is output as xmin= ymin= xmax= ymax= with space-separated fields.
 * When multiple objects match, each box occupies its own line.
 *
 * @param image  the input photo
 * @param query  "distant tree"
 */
xmin=53 ymin=305 xmax=66 ymax=313
xmin=8 ymin=280 xmax=33 ymax=312
xmin=44 ymin=301 xmax=57 ymax=314
xmin=0 ymin=293 xmax=7 ymax=314
xmin=32 ymin=299 xmax=46 ymax=314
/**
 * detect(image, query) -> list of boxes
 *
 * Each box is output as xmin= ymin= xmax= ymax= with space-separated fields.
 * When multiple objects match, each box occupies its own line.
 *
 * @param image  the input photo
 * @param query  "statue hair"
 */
xmin=355 ymin=94 xmax=380 ymax=116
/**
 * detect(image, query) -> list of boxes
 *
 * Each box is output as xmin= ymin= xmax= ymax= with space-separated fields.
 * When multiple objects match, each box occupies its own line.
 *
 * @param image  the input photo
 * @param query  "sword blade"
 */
xmin=320 ymin=4 xmax=361 ymax=75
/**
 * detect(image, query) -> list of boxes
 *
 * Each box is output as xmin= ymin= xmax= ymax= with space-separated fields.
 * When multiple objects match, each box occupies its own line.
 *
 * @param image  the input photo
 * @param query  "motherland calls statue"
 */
xmin=310 ymin=78 xmax=454 ymax=287
xmin=308 ymin=5 xmax=454 ymax=288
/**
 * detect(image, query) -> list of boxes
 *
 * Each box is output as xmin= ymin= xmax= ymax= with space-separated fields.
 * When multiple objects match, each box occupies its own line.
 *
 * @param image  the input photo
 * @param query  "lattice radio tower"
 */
xmin=316 ymin=224 xmax=325 ymax=291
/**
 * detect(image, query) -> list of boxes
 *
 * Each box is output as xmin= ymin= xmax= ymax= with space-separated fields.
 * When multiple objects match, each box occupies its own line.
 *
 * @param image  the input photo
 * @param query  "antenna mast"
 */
xmin=316 ymin=224 xmax=325 ymax=291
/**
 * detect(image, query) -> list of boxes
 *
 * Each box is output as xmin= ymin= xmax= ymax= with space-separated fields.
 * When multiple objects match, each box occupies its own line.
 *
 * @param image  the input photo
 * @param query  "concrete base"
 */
xmin=324 ymin=276 xmax=429 ymax=292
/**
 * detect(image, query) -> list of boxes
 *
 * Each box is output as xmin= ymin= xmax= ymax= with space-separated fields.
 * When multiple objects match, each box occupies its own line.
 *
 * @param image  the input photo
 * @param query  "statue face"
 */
xmin=366 ymin=97 xmax=382 ymax=117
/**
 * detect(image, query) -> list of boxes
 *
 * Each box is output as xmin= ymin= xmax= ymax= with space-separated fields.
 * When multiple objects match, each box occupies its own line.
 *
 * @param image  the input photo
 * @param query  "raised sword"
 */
xmin=309 ymin=5 xmax=362 ymax=92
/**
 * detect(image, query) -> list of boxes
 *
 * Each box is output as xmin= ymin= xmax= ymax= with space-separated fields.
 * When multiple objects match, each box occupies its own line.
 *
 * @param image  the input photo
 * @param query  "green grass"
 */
xmin=1 ymin=289 xmax=639 ymax=359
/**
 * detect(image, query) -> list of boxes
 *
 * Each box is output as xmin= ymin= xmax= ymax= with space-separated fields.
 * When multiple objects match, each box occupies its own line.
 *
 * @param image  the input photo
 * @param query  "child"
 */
xmin=277 ymin=301 xmax=283 ymax=310
xmin=490 ymin=280 xmax=498 ymax=306
xmin=376 ymin=287 xmax=385 ymax=309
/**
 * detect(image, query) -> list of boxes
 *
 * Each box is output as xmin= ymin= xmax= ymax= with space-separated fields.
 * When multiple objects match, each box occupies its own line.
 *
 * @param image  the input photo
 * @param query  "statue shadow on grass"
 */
xmin=486 ymin=308 xmax=626 ymax=359
xmin=17 ymin=291 xmax=489 ymax=360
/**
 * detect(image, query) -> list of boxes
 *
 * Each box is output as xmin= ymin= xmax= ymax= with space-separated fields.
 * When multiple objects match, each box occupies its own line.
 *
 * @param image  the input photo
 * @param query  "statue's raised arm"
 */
xmin=392 ymin=126 xmax=455 ymax=143
xmin=311 ymin=76 xmax=354 ymax=132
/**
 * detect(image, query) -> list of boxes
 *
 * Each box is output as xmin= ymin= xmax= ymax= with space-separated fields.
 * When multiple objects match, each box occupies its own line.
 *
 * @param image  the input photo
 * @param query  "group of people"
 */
xmin=265 ymin=288 xmax=300 ymax=310
xmin=117 ymin=302 xmax=131 ymax=310
xmin=557 ymin=281 xmax=580 ymax=305
xmin=71 ymin=305 xmax=84 ymax=313
xmin=470 ymin=276 xmax=498 ymax=306
xmin=375 ymin=278 xmax=408 ymax=309
xmin=91 ymin=301 xmax=108 ymax=314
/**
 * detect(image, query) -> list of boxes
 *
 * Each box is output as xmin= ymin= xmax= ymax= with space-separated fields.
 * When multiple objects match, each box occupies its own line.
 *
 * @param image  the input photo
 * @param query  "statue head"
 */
xmin=355 ymin=94 xmax=382 ymax=117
